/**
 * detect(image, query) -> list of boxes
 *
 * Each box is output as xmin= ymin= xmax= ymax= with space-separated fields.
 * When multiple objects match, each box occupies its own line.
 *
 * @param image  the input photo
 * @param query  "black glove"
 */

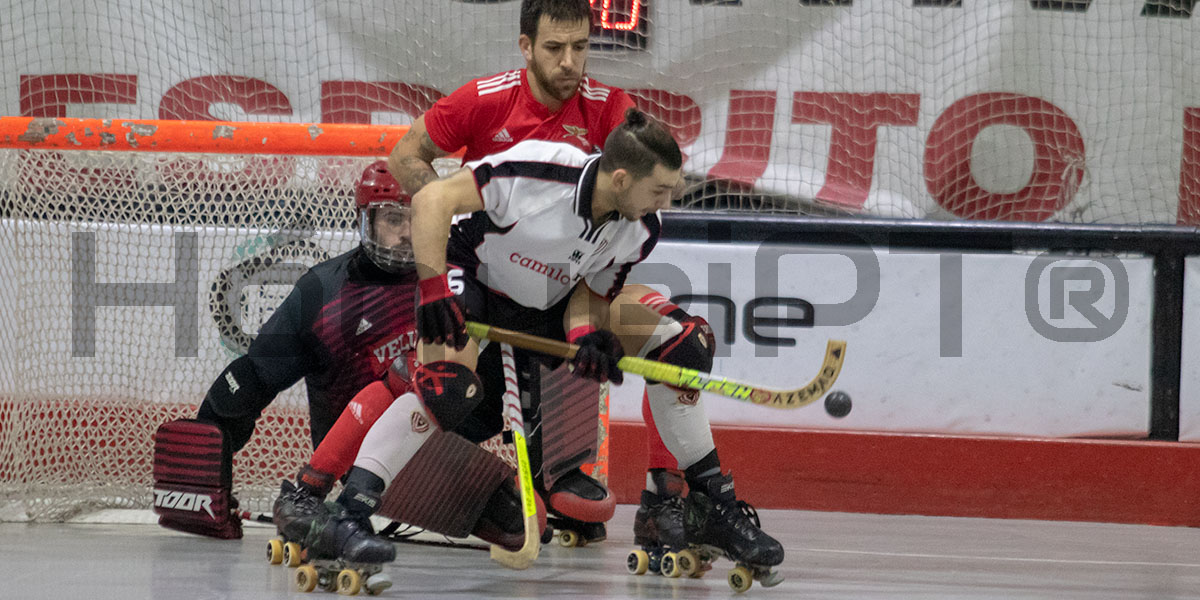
xmin=417 ymin=274 xmax=467 ymax=350
xmin=569 ymin=328 xmax=624 ymax=384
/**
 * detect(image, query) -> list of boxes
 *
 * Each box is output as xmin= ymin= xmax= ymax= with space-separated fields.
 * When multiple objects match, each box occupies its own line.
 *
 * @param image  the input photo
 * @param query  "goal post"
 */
xmin=0 ymin=118 xmax=407 ymax=156
xmin=0 ymin=117 xmax=607 ymax=522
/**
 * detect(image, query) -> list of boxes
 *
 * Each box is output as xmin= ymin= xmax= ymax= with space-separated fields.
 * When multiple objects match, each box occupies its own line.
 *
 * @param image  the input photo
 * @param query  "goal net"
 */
xmin=0 ymin=119 xmax=607 ymax=521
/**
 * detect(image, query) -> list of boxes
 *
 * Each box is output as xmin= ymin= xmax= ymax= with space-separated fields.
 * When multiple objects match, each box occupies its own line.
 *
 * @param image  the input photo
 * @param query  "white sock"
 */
xmin=644 ymin=383 xmax=715 ymax=471
xmin=352 ymin=392 xmax=434 ymax=483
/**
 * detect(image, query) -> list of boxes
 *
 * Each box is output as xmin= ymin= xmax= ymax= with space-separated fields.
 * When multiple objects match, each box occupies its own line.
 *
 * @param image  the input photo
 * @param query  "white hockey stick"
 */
xmin=466 ymin=322 xmax=846 ymax=410
xmin=488 ymin=343 xmax=541 ymax=570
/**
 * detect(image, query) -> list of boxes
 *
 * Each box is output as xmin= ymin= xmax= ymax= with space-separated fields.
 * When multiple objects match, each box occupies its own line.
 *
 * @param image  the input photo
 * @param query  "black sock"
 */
xmin=683 ymin=449 xmax=721 ymax=490
xmin=647 ymin=468 xmax=685 ymax=497
xmin=337 ymin=467 xmax=386 ymax=519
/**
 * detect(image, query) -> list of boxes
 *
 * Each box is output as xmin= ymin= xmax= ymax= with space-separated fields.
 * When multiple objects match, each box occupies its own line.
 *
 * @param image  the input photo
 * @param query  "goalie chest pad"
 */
xmin=152 ymin=419 xmax=242 ymax=539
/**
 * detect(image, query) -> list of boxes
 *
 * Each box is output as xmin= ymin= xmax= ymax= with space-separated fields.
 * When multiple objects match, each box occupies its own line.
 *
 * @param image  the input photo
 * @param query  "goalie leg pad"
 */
xmin=523 ymin=362 xmax=615 ymax=524
xmin=412 ymin=361 xmax=484 ymax=431
xmin=374 ymin=429 xmax=512 ymax=539
xmin=533 ymin=363 xmax=602 ymax=489
xmin=152 ymin=419 xmax=242 ymax=539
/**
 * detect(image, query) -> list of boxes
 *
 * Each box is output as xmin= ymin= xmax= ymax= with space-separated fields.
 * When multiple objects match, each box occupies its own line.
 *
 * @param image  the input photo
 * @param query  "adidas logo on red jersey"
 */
xmin=492 ymin=128 xmax=513 ymax=143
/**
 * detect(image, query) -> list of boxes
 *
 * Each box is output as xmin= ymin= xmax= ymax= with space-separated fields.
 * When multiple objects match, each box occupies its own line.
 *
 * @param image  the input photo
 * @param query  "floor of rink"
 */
xmin=4 ymin=504 xmax=1200 ymax=599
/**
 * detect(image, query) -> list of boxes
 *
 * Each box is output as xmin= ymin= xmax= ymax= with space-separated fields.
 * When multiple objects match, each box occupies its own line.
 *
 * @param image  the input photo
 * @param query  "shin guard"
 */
xmin=310 ymin=380 xmax=396 ymax=478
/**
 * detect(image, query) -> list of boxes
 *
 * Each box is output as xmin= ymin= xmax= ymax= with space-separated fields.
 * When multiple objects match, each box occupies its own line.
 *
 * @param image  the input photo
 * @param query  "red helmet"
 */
xmin=356 ymin=160 xmax=406 ymax=209
xmin=356 ymin=160 xmax=413 ymax=272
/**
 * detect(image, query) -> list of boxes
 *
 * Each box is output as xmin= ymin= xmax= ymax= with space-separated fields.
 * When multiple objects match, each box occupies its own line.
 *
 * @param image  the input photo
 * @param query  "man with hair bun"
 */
xmin=400 ymin=108 xmax=785 ymax=577
xmin=387 ymin=0 xmax=709 ymax=552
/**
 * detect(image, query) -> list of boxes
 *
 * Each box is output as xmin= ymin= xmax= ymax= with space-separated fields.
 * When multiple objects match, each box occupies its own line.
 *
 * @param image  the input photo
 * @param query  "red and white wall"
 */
xmin=4 ymin=1 xmax=1199 ymax=223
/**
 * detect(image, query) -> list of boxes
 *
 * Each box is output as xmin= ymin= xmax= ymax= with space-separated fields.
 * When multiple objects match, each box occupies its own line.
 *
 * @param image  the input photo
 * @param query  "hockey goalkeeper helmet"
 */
xmin=356 ymin=160 xmax=414 ymax=273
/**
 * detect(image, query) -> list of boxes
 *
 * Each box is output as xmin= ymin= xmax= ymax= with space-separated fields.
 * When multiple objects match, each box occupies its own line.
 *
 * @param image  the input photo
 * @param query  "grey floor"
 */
xmin=3 ymin=504 xmax=1200 ymax=599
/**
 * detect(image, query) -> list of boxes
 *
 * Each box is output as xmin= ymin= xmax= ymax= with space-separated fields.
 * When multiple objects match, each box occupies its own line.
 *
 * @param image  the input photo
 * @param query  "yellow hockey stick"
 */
xmin=488 ymin=343 xmax=540 ymax=569
xmin=466 ymin=321 xmax=846 ymax=409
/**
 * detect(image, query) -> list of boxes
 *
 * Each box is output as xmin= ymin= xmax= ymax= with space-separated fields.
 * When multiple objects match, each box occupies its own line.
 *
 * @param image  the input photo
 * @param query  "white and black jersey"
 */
xmin=447 ymin=139 xmax=660 ymax=311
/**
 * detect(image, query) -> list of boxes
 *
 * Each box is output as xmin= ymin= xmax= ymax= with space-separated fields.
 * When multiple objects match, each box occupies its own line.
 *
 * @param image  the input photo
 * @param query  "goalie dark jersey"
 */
xmin=198 ymin=246 xmax=418 ymax=451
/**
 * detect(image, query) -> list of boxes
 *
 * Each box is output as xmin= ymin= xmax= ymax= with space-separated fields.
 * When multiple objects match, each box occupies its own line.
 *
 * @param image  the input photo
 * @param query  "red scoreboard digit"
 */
xmin=590 ymin=0 xmax=648 ymax=50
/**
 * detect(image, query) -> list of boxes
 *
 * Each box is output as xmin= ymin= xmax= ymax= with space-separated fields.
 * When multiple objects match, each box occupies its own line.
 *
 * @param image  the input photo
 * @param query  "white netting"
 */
xmin=0 ymin=151 xmax=371 ymax=520
xmin=0 ymin=145 xmax=607 ymax=521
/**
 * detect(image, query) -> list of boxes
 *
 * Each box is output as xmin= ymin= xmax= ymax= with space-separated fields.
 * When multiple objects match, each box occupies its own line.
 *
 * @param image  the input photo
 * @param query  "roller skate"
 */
xmin=547 ymin=515 xmax=606 ymax=548
xmin=541 ymin=468 xmax=615 ymax=547
xmin=294 ymin=470 xmax=395 ymax=595
xmin=267 ymin=466 xmax=335 ymax=568
xmin=678 ymin=472 xmax=784 ymax=593
xmin=626 ymin=489 xmax=699 ymax=578
xmin=293 ymin=505 xmax=396 ymax=595
xmin=626 ymin=469 xmax=697 ymax=578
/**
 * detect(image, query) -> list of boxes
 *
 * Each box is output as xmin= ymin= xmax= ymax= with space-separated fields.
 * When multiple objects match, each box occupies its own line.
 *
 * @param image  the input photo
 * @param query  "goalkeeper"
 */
xmin=153 ymin=161 xmax=423 ymax=539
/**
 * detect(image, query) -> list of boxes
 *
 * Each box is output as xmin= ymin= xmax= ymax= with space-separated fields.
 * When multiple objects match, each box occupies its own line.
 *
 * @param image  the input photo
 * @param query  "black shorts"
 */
xmin=449 ymin=263 xmax=571 ymax=342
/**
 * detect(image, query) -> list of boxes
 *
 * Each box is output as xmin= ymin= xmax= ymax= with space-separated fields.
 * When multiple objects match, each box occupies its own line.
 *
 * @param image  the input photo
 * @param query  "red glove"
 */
xmin=417 ymin=274 xmax=467 ymax=350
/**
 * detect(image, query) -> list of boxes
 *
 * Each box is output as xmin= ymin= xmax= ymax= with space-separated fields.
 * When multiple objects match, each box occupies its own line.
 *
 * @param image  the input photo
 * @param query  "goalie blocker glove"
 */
xmin=152 ymin=419 xmax=243 ymax=539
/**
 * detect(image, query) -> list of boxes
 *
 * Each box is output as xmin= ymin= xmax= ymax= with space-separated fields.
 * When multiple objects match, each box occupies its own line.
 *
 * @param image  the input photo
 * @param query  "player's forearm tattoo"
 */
xmin=396 ymin=132 xmax=444 ymax=195
xmin=397 ymin=156 xmax=439 ymax=195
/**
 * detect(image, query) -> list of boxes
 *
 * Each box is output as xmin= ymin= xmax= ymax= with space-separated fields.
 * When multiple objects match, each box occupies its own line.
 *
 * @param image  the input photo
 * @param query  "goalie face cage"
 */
xmin=0 ymin=118 xmax=607 ymax=522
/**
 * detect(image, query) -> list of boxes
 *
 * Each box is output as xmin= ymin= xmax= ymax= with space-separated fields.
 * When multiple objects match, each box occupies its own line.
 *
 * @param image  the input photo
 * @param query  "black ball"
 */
xmin=824 ymin=391 xmax=852 ymax=418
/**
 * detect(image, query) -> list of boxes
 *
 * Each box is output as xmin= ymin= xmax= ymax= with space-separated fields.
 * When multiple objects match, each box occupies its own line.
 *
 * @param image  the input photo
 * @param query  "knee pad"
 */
xmin=412 ymin=361 xmax=484 ymax=431
xmin=647 ymin=315 xmax=716 ymax=374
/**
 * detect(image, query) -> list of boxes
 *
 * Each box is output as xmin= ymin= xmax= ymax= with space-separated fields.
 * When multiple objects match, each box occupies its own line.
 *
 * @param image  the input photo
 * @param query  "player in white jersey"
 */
xmin=388 ymin=0 xmax=705 ymax=550
xmin=445 ymin=137 xmax=658 ymax=318
xmin=409 ymin=108 xmax=785 ymax=575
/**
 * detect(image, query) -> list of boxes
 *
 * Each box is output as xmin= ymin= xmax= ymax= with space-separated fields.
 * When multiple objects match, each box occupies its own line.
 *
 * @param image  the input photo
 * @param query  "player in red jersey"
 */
xmin=386 ymin=0 xmax=700 ymax=549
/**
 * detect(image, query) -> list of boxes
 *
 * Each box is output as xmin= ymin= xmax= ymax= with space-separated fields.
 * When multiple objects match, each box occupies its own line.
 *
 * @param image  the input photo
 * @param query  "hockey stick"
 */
xmin=466 ymin=321 xmax=846 ymax=410
xmin=488 ymin=342 xmax=540 ymax=570
xmin=237 ymin=511 xmax=490 ymax=551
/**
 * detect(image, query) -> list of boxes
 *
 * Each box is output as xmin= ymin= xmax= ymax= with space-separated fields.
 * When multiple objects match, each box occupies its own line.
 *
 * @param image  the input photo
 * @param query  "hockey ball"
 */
xmin=824 ymin=390 xmax=852 ymax=418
